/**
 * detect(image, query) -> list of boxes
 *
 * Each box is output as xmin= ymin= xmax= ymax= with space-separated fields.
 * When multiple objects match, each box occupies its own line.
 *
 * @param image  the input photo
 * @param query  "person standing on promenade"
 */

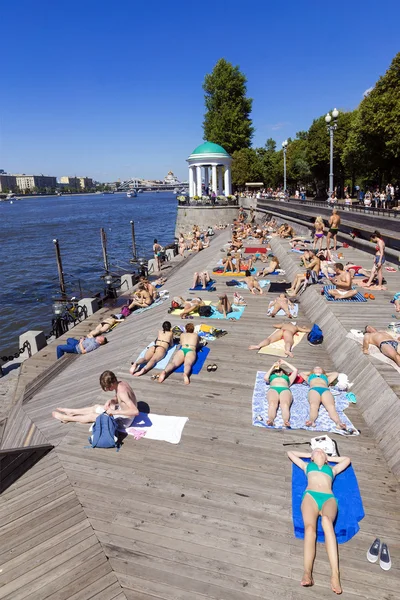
xmin=52 ymin=370 xmax=139 ymax=425
xmin=364 ymin=231 xmax=385 ymax=288
xmin=326 ymin=208 xmax=341 ymax=251
xmin=56 ymin=335 xmax=107 ymax=359
xmin=153 ymin=238 xmax=163 ymax=272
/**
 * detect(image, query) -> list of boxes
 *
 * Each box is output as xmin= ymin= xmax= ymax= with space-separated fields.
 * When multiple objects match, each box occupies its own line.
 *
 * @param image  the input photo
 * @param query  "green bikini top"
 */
xmin=270 ymin=373 xmax=290 ymax=383
xmin=306 ymin=462 xmax=334 ymax=479
xmin=308 ymin=373 xmax=329 ymax=385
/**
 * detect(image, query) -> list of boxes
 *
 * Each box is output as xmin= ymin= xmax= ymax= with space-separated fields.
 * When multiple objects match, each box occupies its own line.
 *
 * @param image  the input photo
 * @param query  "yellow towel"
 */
xmin=258 ymin=332 xmax=306 ymax=357
xmin=213 ymin=271 xmax=247 ymax=277
xmin=170 ymin=300 xmax=212 ymax=317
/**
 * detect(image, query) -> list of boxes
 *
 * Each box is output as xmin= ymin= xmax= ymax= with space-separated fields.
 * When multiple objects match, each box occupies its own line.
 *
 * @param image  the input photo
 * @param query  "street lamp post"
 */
xmin=325 ymin=108 xmax=339 ymax=197
xmin=282 ymin=139 xmax=288 ymax=192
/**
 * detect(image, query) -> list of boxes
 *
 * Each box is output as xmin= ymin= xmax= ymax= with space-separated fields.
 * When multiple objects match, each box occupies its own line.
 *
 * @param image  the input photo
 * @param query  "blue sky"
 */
xmin=1 ymin=0 xmax=399 ymax=182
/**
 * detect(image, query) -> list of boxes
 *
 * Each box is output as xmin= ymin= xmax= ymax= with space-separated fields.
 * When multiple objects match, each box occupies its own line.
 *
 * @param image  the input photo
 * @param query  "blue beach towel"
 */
xmin=234 ymin=279 xmax=270 ymax=289
xmin=324 ymin=285 xmax=367 ymax=303
xmin=252 ymin=371 xmax=359 ymax=434
xmin=189 ymin=279 xmax=216 ymax=292
xmin=176 ymin=345 xmax=210 ymax=373
xmin=136 ymin=343 xmax=177 ymax=370
xmin=208 ymin=305 xmax=245 ymax=320
xmin=292 ymin=461 xmax=364 ymax=544
xmin=131 ymin=297 xmax=166 ymax=315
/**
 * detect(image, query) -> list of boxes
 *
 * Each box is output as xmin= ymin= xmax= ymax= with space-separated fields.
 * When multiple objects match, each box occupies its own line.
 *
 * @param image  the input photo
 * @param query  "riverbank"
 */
xmin=1 ymin=224 xmax=399 ymax=598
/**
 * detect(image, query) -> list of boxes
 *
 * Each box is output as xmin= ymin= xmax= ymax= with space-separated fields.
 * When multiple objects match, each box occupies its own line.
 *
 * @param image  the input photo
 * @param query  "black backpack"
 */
xmin=198 ymin=305 xmax=213 ymax=317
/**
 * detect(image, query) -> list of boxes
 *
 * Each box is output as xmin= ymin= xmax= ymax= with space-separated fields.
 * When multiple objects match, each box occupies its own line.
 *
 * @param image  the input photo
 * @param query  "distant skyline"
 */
xmin=1 ymin=0 xmax=399 ymax=181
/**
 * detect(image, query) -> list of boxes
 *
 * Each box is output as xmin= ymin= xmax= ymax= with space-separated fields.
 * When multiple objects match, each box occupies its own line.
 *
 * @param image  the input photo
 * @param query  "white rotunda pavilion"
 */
xmin=186 ymin=142 xmax=232 ymax=198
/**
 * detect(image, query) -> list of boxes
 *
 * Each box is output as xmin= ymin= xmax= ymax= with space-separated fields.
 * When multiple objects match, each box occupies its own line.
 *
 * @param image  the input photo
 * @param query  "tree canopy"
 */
xmin=203 ymin=59 xmax=254 ymax=155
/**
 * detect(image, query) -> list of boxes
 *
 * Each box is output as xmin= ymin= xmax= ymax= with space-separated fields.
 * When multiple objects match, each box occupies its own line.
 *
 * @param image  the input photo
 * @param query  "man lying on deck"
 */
xmin=363 ymin=326 xmax=400 ymax=367
xmin=245 ymin=270 xmax=263 ymax=295
xmin=158 ymin=323 xmax=200 ymax=385
xmin=52 ymin=370 xmax=139 ymax=424
xmin=56 ymin=335 xmax=107 ymax=359
xmin=248 ymin=322 xmax=311 ymax=357
xmin=328 ymin=263 xmax=358 ymax=300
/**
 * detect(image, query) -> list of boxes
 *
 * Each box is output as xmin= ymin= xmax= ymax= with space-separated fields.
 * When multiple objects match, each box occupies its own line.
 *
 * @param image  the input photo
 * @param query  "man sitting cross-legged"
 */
xmin=328 ymin=263 xmax=358 ymax=300
xmin=52 ymin=370 xmax=139 ymax=425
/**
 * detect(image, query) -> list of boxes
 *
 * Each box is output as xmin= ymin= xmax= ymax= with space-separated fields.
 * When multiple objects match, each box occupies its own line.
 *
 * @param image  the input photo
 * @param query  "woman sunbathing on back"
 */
xmin=258 ymin=255 xmax=280 ymax=277
xmin=299 ymin=367 xmax=346 ymax=430
xmin=287 ymin=449 xmax=351 ymax=594
xmin=264 ymin=359 xmax=298 ymax=427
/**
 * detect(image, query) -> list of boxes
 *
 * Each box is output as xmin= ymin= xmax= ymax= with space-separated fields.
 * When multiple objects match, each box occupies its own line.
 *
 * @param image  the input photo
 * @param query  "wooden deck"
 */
xmin=1 ymin=230 xmax=399 ymax=599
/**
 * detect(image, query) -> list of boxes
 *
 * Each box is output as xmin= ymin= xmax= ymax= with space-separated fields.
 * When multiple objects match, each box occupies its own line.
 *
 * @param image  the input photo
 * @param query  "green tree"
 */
xmin=342 ymin=52 xmax=400 ymax=186
xmin=231 ymin=148 xmax=263 ymax=188
xmin=203 ymin=58 xmax=254 ymax=154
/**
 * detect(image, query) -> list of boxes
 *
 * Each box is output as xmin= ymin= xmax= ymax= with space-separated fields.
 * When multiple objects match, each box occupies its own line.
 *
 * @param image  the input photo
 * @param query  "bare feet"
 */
xmin=183 ymin=374 xmax=190 ymax=385
xmin=305 ymin=420 xmax=316 ymax=427
xmin=301 ymin=572 xmax=314 ymax=587
xmin=267 ymin=419 xmax=274 ymax=426
xmin=130 ymin=363 xmax=139 ymax=375
xmin=52 ymin=411 xmax=68 ymax=423
xmin=158 ymin=371 xmax=166 ymax=383
xmin=331 ymin=574 xmax=342 ymax=594
xmin=56 ymin=408 xmax=73 ymax=414
xmin=133 ymin=369 xmax=144 ymax=377
xmin=248 ymin=345 xmax=260 ymax=350
xmin=284 ymin=420 xmax=291 ymax=428
xmin=336 ymin=421 xmax=347 ymax=430
xmin=285 ymin=350 xmax=294 ymax=358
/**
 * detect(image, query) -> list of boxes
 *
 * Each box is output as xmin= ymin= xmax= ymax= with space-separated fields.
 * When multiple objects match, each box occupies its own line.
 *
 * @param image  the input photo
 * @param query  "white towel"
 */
xmin=126 ymin=413 xmax=189 ymax=444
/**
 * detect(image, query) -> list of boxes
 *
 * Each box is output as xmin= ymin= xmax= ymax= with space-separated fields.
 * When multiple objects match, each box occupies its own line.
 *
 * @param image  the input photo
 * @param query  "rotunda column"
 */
xmin=196 ymin=166 xmax=202 ymax=197
xmin=224 ymin=167 xmax=232 ymax=196
xmin=212 ymin=165 xmax=217 ymax=194
xmin=188 ymin=166 xmax=194 ymax=198
xmin=218 ymin=167 xmax=223 ymax=195
xmin=204 ymin=166 xmax=209 ymax=192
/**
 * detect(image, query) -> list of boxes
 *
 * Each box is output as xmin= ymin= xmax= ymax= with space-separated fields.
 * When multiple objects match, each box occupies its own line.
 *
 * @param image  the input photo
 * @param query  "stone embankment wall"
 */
xmin=175 ymin=205 xmax=238 ymax=235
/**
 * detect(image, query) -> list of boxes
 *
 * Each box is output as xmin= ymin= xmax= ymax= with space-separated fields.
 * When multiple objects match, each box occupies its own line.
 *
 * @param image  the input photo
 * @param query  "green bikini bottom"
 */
xmin=181 ymin=346 xmax=194 ymax=357
xmin=302 ymin=490 xmax=337 ymax=511
xmin=269 ymin=386 xmax=291 ymax=395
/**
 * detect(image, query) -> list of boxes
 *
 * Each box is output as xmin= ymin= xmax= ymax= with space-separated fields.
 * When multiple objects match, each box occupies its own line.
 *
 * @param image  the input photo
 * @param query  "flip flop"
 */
xmin=212 ymin=364 xmax=218 ymax=371
xmin=207 ymin=364 xmax=213 ymax=372
xmin=346 ymin=392 xmax=357 ymax=404
xmin=369 ymin=294 xmax=375 ymax=300
xmin=150 ymin=374 xmax=159 ymax=380
xmin=364 ymin=293 xmax=369 ymax=299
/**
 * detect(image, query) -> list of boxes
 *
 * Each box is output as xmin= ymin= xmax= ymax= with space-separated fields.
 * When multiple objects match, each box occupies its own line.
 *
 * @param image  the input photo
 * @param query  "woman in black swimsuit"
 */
xmin=130 ymin=321 xmax=173 ymax=377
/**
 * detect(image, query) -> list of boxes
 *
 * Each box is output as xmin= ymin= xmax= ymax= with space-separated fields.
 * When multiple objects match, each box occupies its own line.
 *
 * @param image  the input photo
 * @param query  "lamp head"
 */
xmin=332 ymin=108 xmax=339 ymax=119
xmin=105 ymin=274 xmax=113 ymax=285
xmin=282 ymin=140 xmax=288 ymax=148
xmin=325 ymin=113 xmax=332 ymax=124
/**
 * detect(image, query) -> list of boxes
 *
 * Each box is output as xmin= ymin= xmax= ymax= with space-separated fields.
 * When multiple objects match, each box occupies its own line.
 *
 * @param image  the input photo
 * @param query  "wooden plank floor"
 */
xmin=4 ymin=230 xmax=396 ymax=599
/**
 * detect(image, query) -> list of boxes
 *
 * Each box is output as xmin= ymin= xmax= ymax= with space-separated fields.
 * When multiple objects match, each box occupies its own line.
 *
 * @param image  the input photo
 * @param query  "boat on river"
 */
xmin=127 ymin=190 xmax=138 ymax=198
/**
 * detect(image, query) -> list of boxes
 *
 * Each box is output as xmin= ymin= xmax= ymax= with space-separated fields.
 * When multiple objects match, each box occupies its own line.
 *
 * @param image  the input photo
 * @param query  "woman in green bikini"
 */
xmin=158 ymin=322 xmax=199 ymax=385
xmin=264 ymin=359 xmax=298 ymax=427
xmin=287 ymin=448 xmax=351 ymax=594
xmin=299 ymin=367 xmax=346 ymax=430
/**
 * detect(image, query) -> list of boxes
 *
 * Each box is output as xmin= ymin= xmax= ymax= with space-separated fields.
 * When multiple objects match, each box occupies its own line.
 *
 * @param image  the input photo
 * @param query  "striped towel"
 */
xmin=324 ymin=285 xmax=367 ymax=303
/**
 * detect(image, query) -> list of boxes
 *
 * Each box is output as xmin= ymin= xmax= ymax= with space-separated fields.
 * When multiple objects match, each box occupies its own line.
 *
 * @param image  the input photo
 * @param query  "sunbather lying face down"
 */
xmin=245 ymin=270 xmax=263 ymax=295
xmin=130 ymin=321 xmax=174 ymax=377
xmin=264 ymin=359 xmax=298 ymax=426
xmin=268 ymin=294 xmax=294 ymax=318
xmin=298 ymin=367 xmax=346 ymax=430
xmin=158 ymin=323 xmax=199 ymax=385
xmin=363 ymin=325 xmax=400 ymax=367
xmin=287 ymin=449 xmax=351 ymax=594
xmin=248 ymin=322 xmax=311 ymax=357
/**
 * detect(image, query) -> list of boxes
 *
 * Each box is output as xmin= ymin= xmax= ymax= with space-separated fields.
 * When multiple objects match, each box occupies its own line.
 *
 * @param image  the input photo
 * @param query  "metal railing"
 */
xmin=258 ymin=197 xmax=400 ymax=218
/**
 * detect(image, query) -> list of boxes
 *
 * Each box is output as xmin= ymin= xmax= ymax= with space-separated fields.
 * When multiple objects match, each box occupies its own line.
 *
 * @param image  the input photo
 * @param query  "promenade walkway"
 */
xmin=0 ymin=230 xmax=399 ymax=599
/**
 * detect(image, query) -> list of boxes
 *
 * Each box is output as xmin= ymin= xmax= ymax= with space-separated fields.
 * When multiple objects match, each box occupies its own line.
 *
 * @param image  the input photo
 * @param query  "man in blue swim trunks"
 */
xmin=363 ymin=325 xmax=400 ymax=367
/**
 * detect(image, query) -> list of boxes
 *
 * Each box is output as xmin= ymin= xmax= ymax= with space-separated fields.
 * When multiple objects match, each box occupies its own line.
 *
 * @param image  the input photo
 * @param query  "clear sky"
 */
xmin=1 ymin=0 xmax=399 ymax=182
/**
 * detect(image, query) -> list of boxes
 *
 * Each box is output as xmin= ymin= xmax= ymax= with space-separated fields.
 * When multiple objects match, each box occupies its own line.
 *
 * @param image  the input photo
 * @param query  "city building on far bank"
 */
xmin=59 ymin=176 xmax=93 ymax=190
xmin=0 ymin=174 xmax=18 ymax=192
xmin=15 ymin=174 xmax=57 ymax=192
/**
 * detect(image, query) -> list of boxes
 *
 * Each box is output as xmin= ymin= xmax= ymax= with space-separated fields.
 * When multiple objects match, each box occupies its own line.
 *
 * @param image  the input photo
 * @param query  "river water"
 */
xmin=0 ymin=192 xmax=177 ymax=359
